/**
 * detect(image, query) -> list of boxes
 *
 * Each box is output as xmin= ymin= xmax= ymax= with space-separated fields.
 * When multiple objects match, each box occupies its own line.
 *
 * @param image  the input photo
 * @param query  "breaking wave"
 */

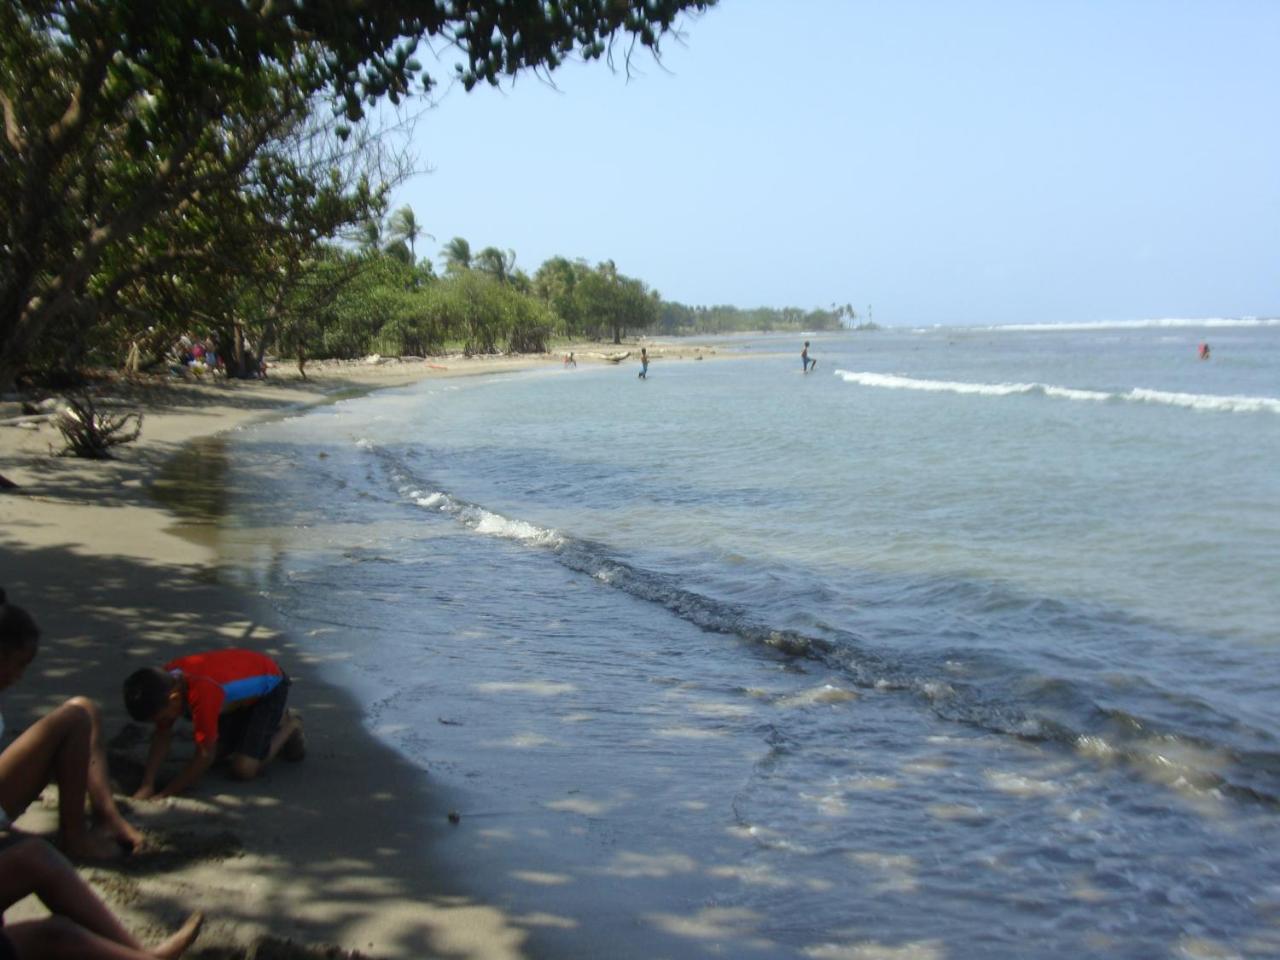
xmin=833 ymin=370 xmax=1280 ymax=415
xmin=981 ymin=317 xmax=1280 ymax=333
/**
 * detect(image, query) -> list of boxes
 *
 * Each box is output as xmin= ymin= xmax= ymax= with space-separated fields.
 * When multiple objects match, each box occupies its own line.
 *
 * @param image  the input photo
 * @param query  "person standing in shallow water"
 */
xmin=638 ymin=347 xmax=649 ymax=379
xmin=802 ymin=341 xmax=816 ymax=373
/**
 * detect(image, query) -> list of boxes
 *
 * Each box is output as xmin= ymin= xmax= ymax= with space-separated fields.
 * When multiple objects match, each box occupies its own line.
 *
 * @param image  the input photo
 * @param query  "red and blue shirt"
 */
xmin=165 ymin=649 xmax=284 ymax=749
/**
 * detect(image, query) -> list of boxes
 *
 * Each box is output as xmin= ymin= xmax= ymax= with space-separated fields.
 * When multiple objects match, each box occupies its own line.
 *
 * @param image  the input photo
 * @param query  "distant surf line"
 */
xmin=977 ymin=317 xmax=1279 ymax=333
xmin=833 ymin=370 xmax=1280 ymax=415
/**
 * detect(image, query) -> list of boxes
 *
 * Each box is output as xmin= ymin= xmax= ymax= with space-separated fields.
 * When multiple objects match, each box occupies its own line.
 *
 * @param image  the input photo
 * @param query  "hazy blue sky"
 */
xmin=394 ymin=1 xmax=1279 ymax=327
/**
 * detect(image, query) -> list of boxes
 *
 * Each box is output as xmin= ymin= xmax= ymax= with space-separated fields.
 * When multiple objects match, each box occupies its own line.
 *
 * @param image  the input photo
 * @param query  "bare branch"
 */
xmin=45 ymin=34 xmax=119 ymax=157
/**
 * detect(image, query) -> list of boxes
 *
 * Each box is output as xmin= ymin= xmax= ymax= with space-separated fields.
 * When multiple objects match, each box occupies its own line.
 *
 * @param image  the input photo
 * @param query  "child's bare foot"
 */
xmin=110 ymin=817 xmax=147 ymax=853
xmin=152 ymin=911 xmax=204 ymax=960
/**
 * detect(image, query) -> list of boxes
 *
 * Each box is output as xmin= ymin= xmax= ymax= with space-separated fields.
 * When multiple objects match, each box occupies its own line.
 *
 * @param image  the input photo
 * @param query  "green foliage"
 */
xmin=232 ymin=241 xmax=860 ymax=366
xmin=387 ymin=205 xmax=431 ymax=263
xmin=2 ymin=0 xmax=871 ymax=380
xmin=0 ymin=0 xmax=714 ymax=387
xmin=474 ymin=247 xmax=517 ymax=284
xmin=309 ymin=253 xmax=415 ymax=359
xmin=656 ymin=302 xmax=847 ymax=335
xmin=303 ymin=249 xmax=554 ymax=358
xmin=440 ymin=237 xmax=473 ymax=275
xmin=533 ymin=256 xmax=580 ymax=334
xmin=529 ymin=258 xmax=657 ymax=344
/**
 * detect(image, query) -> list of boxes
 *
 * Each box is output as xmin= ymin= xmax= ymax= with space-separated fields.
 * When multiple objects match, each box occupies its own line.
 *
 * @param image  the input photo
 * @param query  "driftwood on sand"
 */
xmin=53 ymin=393 xmax=143 ymax=459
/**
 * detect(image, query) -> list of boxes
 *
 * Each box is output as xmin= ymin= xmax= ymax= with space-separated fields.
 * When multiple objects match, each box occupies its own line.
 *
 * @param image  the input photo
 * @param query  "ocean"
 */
xmin=195 ymin=320 xmax=1280 ymax=958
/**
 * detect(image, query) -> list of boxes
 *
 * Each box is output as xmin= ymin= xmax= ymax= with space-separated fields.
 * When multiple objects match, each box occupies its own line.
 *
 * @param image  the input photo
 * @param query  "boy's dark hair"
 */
xmin=123 ymin=667 xmax=178 ymax=722
xmin=0 ymin=588 xmax=40 ymax=653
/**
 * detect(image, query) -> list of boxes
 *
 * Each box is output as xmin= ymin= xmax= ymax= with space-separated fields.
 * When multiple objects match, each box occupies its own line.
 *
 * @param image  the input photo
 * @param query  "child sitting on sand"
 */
xmin=0 ymin=833 xmax=203 ymax=959
xmin=0 ymin=590 xmax=145 ymax=859
xmin=123 ymin=649 xmax=304 ymax=799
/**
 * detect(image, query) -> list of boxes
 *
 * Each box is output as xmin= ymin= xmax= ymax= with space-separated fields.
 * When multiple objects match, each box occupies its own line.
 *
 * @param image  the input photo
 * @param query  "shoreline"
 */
xmin=0 ymin=346 xmax=699 ymax=959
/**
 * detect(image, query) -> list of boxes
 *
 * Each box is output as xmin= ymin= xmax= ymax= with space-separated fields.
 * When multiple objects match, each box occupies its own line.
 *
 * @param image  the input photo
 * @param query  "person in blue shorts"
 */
xmin=123 ymin=648 xmax=304 ymax=799
xmin=801 ymin=341 xmax=816 ymax=372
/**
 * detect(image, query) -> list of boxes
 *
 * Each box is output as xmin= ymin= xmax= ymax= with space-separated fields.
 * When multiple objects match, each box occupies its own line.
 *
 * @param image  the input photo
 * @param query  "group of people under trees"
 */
xmin=167 ymin=334 xmax=267 ymax=380
xmin=0 ymin=590 xmax=304 ymax=959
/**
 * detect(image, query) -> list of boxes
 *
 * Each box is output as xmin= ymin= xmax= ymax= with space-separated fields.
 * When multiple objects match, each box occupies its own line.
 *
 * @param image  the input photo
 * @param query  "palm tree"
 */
xmin=388 ymin=205 xmax=433 ymax=263
xmin=441 ymin=236 xmax=473 ymax=275
xmin=356 ymin=215 xmax=385 ymax=253
xmin=475 ymin=246 xmax=516 ymax=284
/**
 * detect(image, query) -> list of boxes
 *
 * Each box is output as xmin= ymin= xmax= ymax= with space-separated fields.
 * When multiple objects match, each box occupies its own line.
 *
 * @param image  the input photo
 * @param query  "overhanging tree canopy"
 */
xmin=0 ymin=0 xmax=713 ymax=387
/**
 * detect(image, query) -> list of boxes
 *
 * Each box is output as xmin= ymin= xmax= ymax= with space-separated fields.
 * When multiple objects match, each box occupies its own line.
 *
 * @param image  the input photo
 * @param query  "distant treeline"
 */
xmin=657 ymin=303 xmax=864 ymax=335
xmin=8 ymin=193 xmax=869 ymax=383
xmin=300 ymin=238 xmax=665 ymax=362
xmin=301 ymin=232 xmax=869 ymax=367
xmin=147 ymin=219 xmax=872 ymax=378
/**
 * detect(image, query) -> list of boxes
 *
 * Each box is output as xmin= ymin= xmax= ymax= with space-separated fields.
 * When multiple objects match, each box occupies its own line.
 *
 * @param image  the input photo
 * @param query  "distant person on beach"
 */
xmin=123 ymin=649 xmax=304 ymax=800
xmin=0 ymin=590 xmax=145 ymax=859
xmin=802 ymin=341 xmax=816 ymax=373
xmin=1198 ymin=341 xmax=1211 ymax=360
xmin=564 ymin=351 xmax=577 ymax=368
xmin=0 ymin=833 xmax=204 ymax=959
xmin=639 ymin=347 xmax=649 ymax=379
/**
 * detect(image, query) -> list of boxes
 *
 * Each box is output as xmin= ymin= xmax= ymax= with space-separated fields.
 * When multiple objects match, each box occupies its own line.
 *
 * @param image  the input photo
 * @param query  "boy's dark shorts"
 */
xmin=217 ymin=675 xmax=290 ymax=761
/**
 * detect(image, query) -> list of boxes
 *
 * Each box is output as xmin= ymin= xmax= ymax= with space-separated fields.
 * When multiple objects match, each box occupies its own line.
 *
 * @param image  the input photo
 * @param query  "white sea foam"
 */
xmin=776 ymin=684 xmax=858 ymax=708
xmin=985 ymin=771 xmax=1062 ymax=797
xmin=920 ymin=681 xmax=956 ymax=701
xmin=983 ymin=317 xmax=1279 ymax=333
xmin=834 ymin=369 xmax=1280 ymax=415
xmin=834 ymin=370 xmax=1037 ymax=397
xmin=471 ymin=509 xmax=564 ymax=546
xmin=1042 ymin=385 xmax=1111 ymax=403
xmin=1126 ymin=387 xmax=1280 ymax=415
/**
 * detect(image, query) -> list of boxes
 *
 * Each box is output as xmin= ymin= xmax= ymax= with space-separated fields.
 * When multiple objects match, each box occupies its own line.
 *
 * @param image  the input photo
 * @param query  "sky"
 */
xmin=391 ymin=0 xmax=1280 ymax=327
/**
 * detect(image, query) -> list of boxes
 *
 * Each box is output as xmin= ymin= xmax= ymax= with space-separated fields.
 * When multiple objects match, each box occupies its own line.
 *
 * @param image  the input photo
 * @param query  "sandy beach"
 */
xmin=0 ymin=341 xmax=716 ymax=960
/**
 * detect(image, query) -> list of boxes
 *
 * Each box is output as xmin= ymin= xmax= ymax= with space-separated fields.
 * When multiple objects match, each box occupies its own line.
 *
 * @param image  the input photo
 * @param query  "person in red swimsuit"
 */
xmin=123 ymin=649 xmax=304 ymax=799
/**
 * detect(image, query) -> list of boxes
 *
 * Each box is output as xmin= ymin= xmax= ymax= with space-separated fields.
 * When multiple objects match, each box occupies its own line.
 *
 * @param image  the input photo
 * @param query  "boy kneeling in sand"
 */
xmin=123 ymin=649 xmax=304 ymax=799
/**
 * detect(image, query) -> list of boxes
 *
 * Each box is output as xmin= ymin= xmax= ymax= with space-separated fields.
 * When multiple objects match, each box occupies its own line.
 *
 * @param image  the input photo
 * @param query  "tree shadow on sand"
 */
xmin=0 ymin=540 xmax=543 ymax=960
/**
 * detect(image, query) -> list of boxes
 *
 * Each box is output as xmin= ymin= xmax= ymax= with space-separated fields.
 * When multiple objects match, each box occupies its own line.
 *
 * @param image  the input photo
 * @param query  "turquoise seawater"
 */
xmin=213 ymin=320 xmax=1280 ymax=958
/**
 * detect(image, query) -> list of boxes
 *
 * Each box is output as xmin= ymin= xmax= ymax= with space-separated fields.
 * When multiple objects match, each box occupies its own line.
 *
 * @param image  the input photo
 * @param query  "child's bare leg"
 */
xmin=269 ymin=709 xmax=304 ymax=765
xmin=76 ymin=696 xmax=145 ymax=850
xmin=6 ymin=912 xmax=203 ymax=960
xmin=227 ymin=710 xmax=302 ymax=780
xmin=0 ymin=700 xmax=119 ymax=859
xmin=150 ymin=911 xmax=204 ymax=960
xmin=0 ymin=837 xmax=140 ymax=947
